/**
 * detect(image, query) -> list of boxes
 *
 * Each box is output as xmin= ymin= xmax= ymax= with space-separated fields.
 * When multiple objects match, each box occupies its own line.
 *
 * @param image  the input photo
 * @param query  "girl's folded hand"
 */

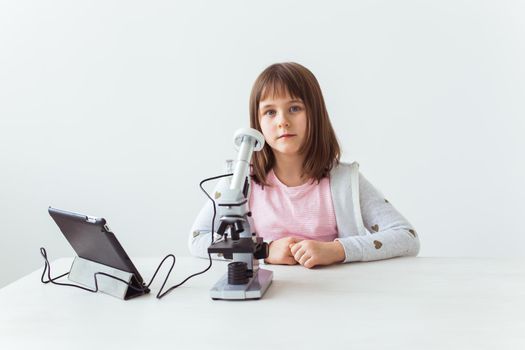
xmin=289 ymin=240 xmax=345 ymax=268
xmin=264 ymin=236 xmax=303 ymax=265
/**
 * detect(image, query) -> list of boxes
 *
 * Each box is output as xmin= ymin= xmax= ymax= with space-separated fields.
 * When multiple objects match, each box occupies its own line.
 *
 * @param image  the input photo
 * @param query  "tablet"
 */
xmin=48 ymin=207 xmax=149 ymax=292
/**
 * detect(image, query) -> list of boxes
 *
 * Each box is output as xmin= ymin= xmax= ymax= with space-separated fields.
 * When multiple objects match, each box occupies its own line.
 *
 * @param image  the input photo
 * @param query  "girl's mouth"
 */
xmin=278 ymin=134 xmax=296 ymax=139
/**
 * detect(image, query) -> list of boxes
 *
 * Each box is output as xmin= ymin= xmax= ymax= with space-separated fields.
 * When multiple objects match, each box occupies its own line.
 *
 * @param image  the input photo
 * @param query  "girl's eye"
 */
xmin=264 ymin=109 xmax=276 ymax=116
xmin=290 ymin=105 xmax=302 ymax=113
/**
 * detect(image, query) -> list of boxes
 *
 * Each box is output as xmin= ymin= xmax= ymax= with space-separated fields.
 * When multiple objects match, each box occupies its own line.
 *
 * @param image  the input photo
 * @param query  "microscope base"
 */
xmin=210 ymin=268 xmax=273 ymax=300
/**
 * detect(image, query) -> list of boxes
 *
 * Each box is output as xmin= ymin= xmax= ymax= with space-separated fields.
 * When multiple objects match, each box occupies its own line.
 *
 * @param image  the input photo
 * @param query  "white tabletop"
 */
xmin=1 ymin=256 xmax=524 ymax=350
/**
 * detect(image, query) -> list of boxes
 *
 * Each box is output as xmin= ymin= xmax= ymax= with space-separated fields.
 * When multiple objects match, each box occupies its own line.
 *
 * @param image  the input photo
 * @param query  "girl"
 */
xmin=189 ymin=62 xmax=419 ymax=268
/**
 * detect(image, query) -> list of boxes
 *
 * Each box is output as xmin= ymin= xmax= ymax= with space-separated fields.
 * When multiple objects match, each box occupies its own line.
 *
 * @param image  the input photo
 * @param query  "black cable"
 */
xmin=153 ymin=172 xmax=233 ymax=298
xmin=40 ymin=172 xmax=234 ymax=299
xmin=199 ymin=172 xmax=233 ymax=245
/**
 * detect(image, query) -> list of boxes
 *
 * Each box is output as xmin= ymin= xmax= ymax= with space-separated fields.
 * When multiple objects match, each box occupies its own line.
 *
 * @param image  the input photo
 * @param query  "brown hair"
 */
xmin=249 ymin=62 xmax=340 ymax=186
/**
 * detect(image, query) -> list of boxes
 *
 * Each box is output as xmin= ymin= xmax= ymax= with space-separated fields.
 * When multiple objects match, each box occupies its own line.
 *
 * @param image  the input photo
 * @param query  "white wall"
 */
xmin=1 ymin=0 xmax=524 ymax=288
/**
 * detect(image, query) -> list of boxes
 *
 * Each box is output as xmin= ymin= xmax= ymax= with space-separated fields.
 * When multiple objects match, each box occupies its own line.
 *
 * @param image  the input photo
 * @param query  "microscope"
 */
xmin=207 ymin=128 xmax=273 ymax=300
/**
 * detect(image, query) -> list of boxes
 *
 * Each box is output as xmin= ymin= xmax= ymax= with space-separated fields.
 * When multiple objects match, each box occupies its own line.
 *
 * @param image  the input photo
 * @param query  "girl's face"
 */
xmin=258 ymin=92 xmax=307 ymax=159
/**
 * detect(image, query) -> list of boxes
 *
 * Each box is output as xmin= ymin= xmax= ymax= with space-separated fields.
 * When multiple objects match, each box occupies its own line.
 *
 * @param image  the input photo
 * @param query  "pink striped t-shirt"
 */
xmin=249 ymin=169 xmax=338 ymax=242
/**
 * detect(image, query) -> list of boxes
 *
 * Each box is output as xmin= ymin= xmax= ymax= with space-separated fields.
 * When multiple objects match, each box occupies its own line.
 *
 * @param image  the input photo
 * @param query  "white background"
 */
xmin=1 ymin=0 xmax=524 ymax=288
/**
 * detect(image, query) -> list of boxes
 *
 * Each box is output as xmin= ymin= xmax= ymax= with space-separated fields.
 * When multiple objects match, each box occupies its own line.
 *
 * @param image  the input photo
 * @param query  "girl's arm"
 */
xmin=188 ymin=194 xmax=226 ymax=260
xmin=335 ymin=172 xmax=420 ymax=262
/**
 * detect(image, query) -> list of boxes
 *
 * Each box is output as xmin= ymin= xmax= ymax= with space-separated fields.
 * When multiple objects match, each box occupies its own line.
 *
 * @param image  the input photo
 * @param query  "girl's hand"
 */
xmin=289 ymin=240 xmax=345 ymax=268
xmin=264 ymin=237 xmax=303 ymax=265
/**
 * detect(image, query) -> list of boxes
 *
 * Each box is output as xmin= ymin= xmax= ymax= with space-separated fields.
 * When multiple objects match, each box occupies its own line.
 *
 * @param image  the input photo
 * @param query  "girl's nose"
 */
xmin=278 ymin=115 xmax=290 ymax=128
xmin=278 ymin=121 xmax=290 ymax=128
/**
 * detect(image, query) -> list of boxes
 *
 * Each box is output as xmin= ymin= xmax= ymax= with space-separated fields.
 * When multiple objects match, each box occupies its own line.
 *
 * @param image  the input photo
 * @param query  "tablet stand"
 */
xmin=68 ymin=256 xmax=146 ymax=300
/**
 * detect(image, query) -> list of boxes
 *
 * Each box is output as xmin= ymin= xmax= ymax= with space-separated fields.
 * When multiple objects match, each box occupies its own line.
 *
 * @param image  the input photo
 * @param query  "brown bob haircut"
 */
xmin=249 ymin=62 xmax=340 ymax=186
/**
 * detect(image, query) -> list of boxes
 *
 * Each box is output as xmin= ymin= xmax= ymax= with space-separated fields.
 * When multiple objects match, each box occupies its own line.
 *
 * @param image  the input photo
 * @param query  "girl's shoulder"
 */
xmin=332 ymin=160 xmax=360 ymax=173
xmin=329 ymin=161 xmax=361 ymax=189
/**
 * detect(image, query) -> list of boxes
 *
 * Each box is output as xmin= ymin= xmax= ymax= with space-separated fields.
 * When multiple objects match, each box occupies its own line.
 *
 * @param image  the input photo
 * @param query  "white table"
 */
xmin=1 ymin=256 xmax=524 ymax=350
